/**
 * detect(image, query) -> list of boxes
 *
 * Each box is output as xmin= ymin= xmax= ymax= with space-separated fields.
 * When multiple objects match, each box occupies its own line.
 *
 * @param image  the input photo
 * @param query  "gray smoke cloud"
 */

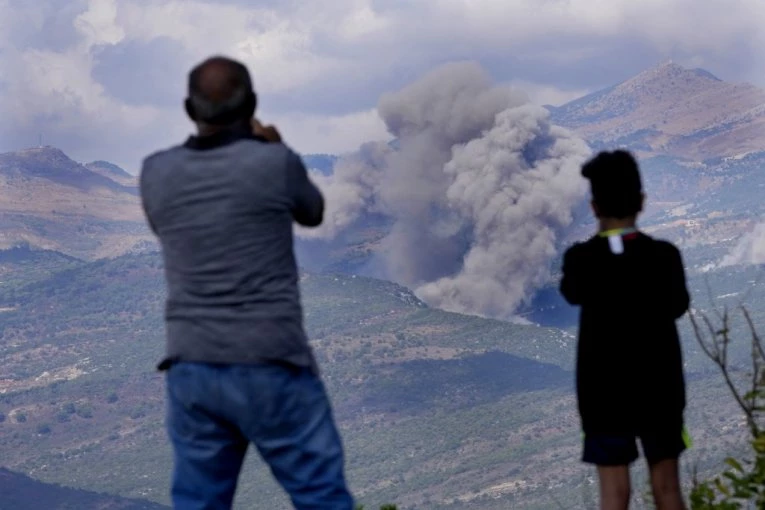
xmin=720 ymin=222 xmax=765 ymax=267
xmin=306 ymin=141 xmax=391 ymax=239
xmin=298 ymin=61 xmax=591 ymax=318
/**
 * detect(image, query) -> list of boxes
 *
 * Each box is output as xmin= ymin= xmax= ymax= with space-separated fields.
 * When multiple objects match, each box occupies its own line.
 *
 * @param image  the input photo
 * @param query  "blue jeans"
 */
xmin=165 ymin=362 xmax=355 ymax=510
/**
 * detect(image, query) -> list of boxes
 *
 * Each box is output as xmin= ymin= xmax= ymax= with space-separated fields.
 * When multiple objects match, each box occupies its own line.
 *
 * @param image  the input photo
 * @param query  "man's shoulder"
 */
xmin=140 ymin=144 xmax=185 ymax=178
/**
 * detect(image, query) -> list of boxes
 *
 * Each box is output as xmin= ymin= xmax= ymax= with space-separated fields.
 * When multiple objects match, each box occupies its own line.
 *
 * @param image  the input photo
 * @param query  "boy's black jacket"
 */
xmin=560 ymin=232 xmax=690 ymax=434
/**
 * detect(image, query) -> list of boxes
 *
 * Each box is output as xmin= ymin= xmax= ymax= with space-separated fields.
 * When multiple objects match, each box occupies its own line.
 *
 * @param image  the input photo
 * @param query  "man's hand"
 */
xmin=251 ymin=118 xmax=282 ymax=143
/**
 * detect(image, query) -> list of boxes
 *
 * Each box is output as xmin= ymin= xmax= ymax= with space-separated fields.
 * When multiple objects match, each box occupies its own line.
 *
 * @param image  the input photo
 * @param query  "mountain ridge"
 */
xmin=85 ymin=160 xmax=137 ymax=187
xmin=0 ymin=147 xmax=137 ymax=195
xmin=0 ymin=146 xmax=151 ymax=259
xmin=551 ymin=61 xmax=765 ymax=160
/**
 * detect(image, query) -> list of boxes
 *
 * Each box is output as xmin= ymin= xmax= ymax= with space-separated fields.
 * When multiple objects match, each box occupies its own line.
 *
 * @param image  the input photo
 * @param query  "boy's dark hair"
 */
xmin=582 ymin=150 xmax=643 ymax=219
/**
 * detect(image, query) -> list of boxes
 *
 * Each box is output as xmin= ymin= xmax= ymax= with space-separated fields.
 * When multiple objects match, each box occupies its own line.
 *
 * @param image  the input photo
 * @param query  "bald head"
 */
xmin=185 ymin=56 xmax=256 ymax=127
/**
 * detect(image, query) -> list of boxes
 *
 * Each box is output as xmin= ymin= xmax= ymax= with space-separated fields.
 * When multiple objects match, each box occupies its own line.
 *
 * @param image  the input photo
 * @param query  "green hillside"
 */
xmin=0 ymin=252 xmax=759 ymax=508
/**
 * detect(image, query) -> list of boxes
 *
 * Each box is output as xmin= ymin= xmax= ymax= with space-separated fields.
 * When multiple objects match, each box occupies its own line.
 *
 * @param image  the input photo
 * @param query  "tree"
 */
xmin=688 ymin=306 xmax=765 ymax=509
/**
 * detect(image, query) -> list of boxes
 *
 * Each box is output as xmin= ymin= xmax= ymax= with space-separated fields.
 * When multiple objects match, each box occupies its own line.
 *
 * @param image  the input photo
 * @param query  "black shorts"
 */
xmin=582 ymin=427 xmax=691 ymax=466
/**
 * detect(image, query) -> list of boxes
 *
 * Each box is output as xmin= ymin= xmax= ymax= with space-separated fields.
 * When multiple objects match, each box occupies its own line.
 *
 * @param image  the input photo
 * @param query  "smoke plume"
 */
xmin=720 ymin=222 xmax=765 ymax=267
xmin=298 ymin=61 xmax=591 ymax=318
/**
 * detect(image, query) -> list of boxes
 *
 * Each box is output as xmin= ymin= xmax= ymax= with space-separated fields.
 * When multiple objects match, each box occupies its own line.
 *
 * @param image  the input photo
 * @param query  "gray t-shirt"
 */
xmin=139 ymin=128 xmax=324 ymax=373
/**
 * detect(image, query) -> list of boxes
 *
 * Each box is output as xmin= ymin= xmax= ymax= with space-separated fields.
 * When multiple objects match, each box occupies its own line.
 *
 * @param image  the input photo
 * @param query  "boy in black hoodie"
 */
xmin=560 ymin=150 xmax=691 ymax=510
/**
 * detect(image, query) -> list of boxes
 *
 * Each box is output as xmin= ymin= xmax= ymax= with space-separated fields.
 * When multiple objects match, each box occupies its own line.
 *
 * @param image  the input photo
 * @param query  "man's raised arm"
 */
xmin=286 ymin=150 xmax=324 ymax=227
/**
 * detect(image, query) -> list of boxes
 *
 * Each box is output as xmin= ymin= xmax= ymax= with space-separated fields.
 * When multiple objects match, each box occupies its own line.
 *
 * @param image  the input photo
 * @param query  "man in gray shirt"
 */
xmin=140 ymin=56 xmax=354 ymax=510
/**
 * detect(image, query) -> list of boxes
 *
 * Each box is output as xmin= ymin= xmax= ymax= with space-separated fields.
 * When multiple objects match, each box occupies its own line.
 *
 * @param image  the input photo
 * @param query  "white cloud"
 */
xmin=0 ymin=0 xmax=763 ymax=170
xmin=74 ymin=0 xmax=124 ymax=47
xmin=273 ymin=109 xmax=391 ymax=155
xmin=0 ymin=0 xmax=163 ymax=171
xmin=115 ymin=1 xmax=350 ymax=96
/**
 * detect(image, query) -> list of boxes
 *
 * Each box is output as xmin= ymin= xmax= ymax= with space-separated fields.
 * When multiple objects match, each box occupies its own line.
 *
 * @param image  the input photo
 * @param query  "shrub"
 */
xmin=688 ymin=306 xmax=765 ymax=509
xmin=76 ymin=404 xmax=94 ymax=419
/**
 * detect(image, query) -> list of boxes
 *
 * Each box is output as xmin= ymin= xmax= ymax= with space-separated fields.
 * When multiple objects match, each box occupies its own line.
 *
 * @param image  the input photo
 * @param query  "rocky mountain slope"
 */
xmin=0 ymin=149 xmax=345 ymax=262
xmin=550 ymin=61 xmax=765 ymax=160
xmin=85 ymin=160 xmax=138 ymax=187
xmin=0 ymin=147 xmax=150 ymax=260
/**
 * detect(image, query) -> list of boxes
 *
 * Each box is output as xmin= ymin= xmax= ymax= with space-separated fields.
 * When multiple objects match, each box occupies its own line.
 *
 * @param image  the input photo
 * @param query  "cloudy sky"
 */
xmin=0 ymin=0 xmax=763 ymax=172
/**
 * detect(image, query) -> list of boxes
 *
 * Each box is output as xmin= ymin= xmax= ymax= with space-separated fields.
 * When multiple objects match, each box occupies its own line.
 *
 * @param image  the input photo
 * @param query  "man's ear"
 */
xmin=184 ymin=98 xmax=196 ymax=121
